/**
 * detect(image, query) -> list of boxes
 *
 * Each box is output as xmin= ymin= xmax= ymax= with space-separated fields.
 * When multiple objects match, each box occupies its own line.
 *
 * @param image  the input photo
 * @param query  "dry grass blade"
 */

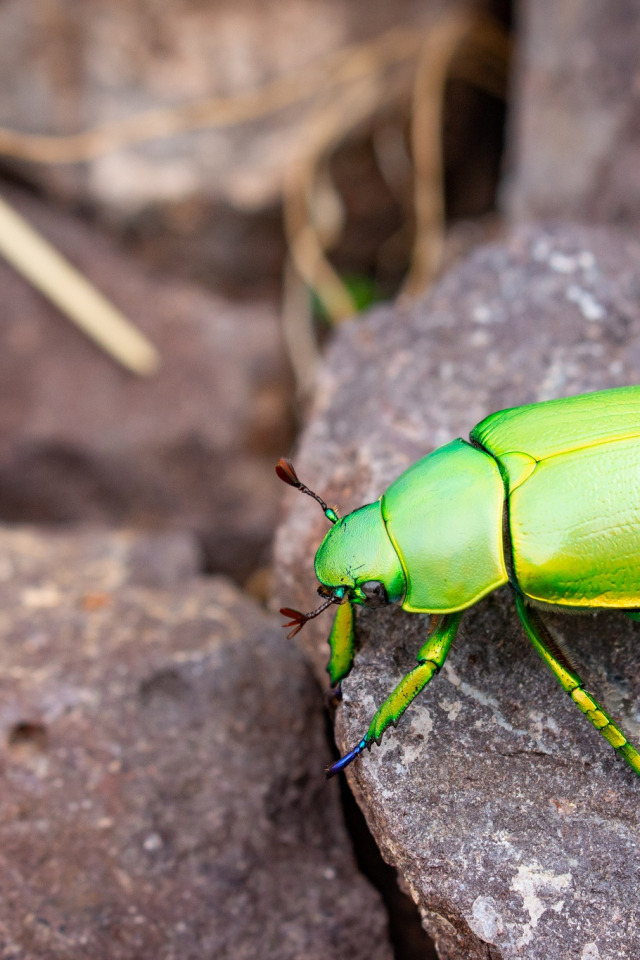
xmin=0 ymin=11 xmax=510 ymax=389
xmin=403 ymin=10 xmax=510 ymax=297
xmin=452 ymin=15 xmax=511 ymax=100
xmin=0 ymin=23 xmax=427 ymax=380
xmin=281 ymin=256 xmax=320 ymax=408
xmin=283 ymin=65 xmax=414 ymax=328
xmin=0 ymin=195 xmax=160 ymax=376
xmin=402 ymin=7 xmax=476 ymax=298
xmin=0 ymin=27 xmax=426 ymax=165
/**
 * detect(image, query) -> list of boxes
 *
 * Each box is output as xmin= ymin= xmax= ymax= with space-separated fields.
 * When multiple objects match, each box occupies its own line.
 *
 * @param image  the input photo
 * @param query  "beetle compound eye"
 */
xmin=361 ymin=581 xmax=389 ymax=607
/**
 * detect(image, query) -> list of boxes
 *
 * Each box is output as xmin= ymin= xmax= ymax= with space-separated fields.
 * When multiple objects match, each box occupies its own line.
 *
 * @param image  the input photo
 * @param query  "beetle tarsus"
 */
xmin=325 ymin=738 xmax=367 ymax=778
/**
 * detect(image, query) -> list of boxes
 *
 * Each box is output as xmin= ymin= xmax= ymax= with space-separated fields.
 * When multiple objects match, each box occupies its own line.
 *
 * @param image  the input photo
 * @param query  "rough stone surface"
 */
xmin=0 ymin=186 xmax=293 ymax=582
xmin=506 ymin=0 xmax=640 ymax=226
xmin=0 ymin=526 xmax=392 ymax=959
xmin=274 ymin=222 xmax=640 ymax=959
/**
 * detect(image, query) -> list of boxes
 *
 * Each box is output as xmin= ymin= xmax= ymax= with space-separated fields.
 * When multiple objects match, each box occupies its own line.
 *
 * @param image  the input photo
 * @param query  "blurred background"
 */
xmin=0 ymin=0 xmax=511 ymax=593
xmin=1 ymin=1 xmax=639 ymax=957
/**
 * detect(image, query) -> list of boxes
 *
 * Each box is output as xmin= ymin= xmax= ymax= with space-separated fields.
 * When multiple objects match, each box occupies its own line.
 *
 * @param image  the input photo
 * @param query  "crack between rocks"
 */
xmin=325 ymin=711 xmax=438 ymax=960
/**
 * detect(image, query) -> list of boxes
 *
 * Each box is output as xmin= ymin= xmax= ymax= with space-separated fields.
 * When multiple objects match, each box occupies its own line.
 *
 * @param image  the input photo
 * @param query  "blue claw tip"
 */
xmin=325 ymin=739 xmax=367 ymax=779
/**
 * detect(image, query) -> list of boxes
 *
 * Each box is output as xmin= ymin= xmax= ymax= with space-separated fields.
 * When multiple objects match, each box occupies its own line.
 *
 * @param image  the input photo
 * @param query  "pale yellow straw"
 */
xmin=0 ymin=194 xmax=160 ymax=376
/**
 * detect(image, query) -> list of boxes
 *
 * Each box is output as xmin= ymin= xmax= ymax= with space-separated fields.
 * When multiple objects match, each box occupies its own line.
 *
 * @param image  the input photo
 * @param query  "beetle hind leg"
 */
xmin=516 ymin=594 xmax=640 ymax=777
xmin=326 ymin=611 xmax=463 ymax=778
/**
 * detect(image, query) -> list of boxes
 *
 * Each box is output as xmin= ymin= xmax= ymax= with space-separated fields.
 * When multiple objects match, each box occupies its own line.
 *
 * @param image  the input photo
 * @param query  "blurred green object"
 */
xmin=312 ymin=274 xmax=381 ymax=325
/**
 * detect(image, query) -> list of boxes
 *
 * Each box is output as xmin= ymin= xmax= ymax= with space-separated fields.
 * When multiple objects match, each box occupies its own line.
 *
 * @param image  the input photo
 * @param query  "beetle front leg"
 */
xmin=515 ymin=594 xmax=640 ymax=777
xmin=326 ymin=611 xmax=463 ymax=777
xmin=326 ymin=601 xmax=356 ymax=689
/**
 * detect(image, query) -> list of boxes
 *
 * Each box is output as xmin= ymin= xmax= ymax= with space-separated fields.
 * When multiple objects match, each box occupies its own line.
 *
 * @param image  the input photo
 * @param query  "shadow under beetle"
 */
xmin=278 ymin=385 xmax=640 ymax=778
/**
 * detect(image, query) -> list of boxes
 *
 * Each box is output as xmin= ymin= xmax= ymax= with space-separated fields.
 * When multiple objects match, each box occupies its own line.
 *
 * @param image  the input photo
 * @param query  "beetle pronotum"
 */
xmin=278 ymin=386 xmax=640 ymax=778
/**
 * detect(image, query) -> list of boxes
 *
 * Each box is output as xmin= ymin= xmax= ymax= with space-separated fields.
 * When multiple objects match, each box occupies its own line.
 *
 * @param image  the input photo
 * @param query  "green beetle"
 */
xmin=278 ymin=385 xmax=640 ymax=778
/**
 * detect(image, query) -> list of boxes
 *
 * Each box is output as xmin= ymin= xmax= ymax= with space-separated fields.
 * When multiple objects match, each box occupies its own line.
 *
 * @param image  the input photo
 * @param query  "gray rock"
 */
xmin=0 ymin=526 xmax=199 ymax=591
xmin=0 ymin=186 xmax=293 ymax=583
xmin=0 ymin=526 xmax=392 ymax=959
xmin=507 ymin=0 xmax=640 ymax=226
xmin=274 ymin=222 xmax=640 ymax=959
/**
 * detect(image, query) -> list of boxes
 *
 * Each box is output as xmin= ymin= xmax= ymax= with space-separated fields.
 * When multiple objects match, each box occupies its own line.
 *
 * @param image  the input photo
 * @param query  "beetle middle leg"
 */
xmin=326 ymin=611 xmax=463 ymax=777
xmin=515 ymin=594 xmax=640 ymax=776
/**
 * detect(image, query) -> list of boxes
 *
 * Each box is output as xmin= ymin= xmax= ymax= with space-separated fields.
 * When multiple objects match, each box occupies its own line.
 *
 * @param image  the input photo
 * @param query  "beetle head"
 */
xmin=276 ymin=460 xmax=406 ymax=636
xmin=314 ymin=502 xmax=406 ymax=606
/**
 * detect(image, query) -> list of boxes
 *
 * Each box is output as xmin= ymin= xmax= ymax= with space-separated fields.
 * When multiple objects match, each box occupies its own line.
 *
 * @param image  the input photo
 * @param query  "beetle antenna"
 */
xmin=276 ymin=458 xmax=338 ymax=523
xmin=280 ymin=597 xmax=338 ymax=639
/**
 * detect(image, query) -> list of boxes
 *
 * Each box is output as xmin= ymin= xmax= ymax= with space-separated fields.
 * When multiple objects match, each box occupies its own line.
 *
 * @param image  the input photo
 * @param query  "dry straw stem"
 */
xmin=0 ymin=10 xmax=508 ymax=383
xmin=280 ymin=66 xmax=415 ymax=400
xmin=0 ymin=24 xmax=427 ymax=378
xmin=402 ymin=8 xmax=474 ymax=298
xmin=282 ymin=7 xmax=509 ymax=335
xmin=0 ymin=195 xmax=160 ymax=376
xmin=283 ymin=70 xmax=412 ymax=323
xmin=0 ymin=27 xmax=428 ymax=165
xmin=402 ymin=7 xmax=509 ymax=297
xmin=279 ymin=5 xmax=509 ymax=394
xmin=281 ymin=255 xmax=320 ymax=406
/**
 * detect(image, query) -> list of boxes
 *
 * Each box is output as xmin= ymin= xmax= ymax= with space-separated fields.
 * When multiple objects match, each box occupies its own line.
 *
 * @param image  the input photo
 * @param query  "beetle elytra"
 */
xmin=278 ymin=385 xmax=640 ymax=778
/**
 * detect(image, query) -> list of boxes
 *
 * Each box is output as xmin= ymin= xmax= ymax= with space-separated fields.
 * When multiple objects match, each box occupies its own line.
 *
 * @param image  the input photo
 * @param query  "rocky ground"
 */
xmin=274 ymin=223 xmax=640 ymax=959
xmin=1 ymin=0 xmax=640 ymax=957
xmin=0 ymin=527 xmax=392 ymax=959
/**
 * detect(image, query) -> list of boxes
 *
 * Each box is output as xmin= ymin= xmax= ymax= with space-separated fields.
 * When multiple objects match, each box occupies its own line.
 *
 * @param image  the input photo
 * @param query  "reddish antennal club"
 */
xmin=280 ymin=597 xmax=337 ymax=639
xmin=275 ymin=458 xmax=338 ymax=523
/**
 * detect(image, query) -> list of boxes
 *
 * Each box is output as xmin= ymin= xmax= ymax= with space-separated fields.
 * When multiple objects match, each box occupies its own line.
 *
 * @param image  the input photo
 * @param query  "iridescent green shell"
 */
xmin=472 ymin=385 xmax=640 ymax=608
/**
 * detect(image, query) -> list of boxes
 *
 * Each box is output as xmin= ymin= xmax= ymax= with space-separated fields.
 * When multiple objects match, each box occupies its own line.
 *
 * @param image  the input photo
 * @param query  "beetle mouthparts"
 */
xmin=280 ymin=596 xmax=337 ymax=638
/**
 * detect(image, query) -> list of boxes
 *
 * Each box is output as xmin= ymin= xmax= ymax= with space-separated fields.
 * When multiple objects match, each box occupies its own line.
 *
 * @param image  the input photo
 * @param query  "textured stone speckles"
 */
xmin=0 ymin=526 xmax=392 ymax=960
